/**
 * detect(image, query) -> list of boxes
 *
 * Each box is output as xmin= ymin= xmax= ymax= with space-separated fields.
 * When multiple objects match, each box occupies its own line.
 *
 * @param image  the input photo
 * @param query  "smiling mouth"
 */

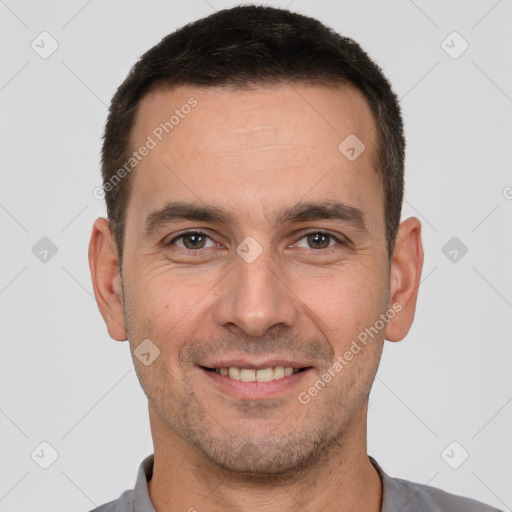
xmin=201 ymin=366 xmax=311 ymax=382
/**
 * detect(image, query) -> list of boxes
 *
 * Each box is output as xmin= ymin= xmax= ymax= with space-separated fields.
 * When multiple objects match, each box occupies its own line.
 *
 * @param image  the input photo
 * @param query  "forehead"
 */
xmin=126 ymin=83 xmax=382 ymax=233
xmin=134 ymin=82 xmax=376 ymax=154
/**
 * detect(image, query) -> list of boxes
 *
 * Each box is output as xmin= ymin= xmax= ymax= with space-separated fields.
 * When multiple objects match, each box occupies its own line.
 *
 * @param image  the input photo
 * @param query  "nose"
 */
xmin=213 ymin=245 xmax=298 ymax=337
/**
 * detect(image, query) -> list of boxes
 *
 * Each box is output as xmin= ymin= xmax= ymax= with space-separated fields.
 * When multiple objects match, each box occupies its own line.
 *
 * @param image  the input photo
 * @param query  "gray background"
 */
xmin=1 ymin=0 xmax=511 ymax=510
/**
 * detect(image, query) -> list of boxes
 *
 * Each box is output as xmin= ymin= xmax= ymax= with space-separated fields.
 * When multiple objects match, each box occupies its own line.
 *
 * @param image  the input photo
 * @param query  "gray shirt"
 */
xmin=89 ymin=454 xmax=502 ymax=511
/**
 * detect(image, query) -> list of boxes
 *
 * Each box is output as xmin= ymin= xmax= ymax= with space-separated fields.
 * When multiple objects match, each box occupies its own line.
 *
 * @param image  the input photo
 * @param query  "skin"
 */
xmin=89 ymin=83 xmax=423 ymax=512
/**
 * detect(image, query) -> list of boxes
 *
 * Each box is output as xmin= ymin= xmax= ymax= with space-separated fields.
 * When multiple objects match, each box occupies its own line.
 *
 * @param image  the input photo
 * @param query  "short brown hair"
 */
xmin=101 ymin=5 xmax=405 ymax=266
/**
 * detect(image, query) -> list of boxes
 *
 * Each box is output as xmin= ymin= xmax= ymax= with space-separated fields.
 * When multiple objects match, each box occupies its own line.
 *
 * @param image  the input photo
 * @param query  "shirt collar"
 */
xmin=133 ymin=454 xmax=155 ymax=511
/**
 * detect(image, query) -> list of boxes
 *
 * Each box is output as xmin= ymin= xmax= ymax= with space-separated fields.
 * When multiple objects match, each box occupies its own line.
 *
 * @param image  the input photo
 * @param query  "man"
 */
xmin=88 ymin=5 xmax=500 ymax=512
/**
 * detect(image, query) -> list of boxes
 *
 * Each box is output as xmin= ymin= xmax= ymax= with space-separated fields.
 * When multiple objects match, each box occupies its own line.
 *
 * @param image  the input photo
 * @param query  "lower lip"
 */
xmin=199 ymin=367 xmax=314 ymax=400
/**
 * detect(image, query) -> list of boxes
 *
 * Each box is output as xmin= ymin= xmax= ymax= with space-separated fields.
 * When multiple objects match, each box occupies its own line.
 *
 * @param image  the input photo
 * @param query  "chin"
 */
xmin=191 ymin=430 xmax=331 ymax=480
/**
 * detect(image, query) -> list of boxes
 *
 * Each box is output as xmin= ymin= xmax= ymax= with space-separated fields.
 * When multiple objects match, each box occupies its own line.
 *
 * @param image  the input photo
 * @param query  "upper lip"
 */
xmin=199 ymin=358 xmax=313 ymax=370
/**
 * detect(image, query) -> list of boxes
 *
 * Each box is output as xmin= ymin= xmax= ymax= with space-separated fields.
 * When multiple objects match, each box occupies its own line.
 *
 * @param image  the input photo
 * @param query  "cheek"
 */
xmin=311 ymin=267 xmax=387 ymax=409
xmin=125 ymin=264 xmax=216 ymax=350
xmin=123 ymin=270 xmax=197 ymax=400
xmin=295 ymin=261 xmax=389 ymax=339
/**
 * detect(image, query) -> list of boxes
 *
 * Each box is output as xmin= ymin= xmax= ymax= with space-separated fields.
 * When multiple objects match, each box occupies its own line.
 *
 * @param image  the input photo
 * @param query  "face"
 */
xmin=110 ymin=83 xmax=395 ymax=475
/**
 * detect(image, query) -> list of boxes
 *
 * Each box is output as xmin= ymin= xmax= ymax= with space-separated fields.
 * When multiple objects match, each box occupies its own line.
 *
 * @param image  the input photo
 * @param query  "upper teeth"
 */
xmin=215 ymin=366 xmax=299 ymax=382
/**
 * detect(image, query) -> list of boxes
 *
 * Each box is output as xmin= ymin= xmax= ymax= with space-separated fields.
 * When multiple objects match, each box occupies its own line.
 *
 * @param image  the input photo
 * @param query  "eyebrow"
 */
xmin=143 ymin=200 xmax=367 ymax=236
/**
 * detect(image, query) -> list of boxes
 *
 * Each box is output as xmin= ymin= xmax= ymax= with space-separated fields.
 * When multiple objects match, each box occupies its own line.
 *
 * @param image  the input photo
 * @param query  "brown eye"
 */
xmin=306 ymin=232 xmax=331 ymax=249
xmin=296 ymin=231 xmax=340 ymax=250
xmin=182 ymin=233 xmax=207 ymax=249
xmin=168 ymin=231 xmax=215 ymax=250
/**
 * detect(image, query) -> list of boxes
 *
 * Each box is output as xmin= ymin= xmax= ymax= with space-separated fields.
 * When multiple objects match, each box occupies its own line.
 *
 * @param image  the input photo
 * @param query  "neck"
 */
xmin=147 ymin=403 xmax=382 ymax=512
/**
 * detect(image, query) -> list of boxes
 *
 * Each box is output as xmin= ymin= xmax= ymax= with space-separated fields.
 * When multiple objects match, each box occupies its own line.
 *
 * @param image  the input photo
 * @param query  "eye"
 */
xmin=295 ymin=231 xmax=343 ymax=250
xmin=167 ymin=230 xmax=216 ymax=250
xmin=165 ymin=229 xmax=344 ymax=253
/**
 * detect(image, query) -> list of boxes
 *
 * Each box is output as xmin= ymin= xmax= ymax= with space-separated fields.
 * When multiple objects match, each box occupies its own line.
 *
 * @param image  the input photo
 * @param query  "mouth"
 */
xmin=197 ymin=357 xmax=315 ymax=400
xmin=200 ymin=365 xmax=311 ymax=383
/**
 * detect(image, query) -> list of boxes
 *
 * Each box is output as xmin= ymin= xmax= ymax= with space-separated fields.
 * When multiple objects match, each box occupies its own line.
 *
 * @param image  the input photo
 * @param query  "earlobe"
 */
xmin=88 ymin=217 xmax=127 ymax=341
xmin=385 ymin=217 xmax=424 ymax=342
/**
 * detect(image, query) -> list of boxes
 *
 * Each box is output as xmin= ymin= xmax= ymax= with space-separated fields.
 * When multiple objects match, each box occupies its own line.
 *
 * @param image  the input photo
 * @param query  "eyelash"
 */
xmin=165 ymin=229 xmax=345 ymax=253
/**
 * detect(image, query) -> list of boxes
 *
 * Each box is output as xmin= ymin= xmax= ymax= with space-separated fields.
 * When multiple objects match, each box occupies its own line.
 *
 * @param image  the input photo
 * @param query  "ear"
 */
xmin=88 ymin=217 xmax=127 ymax=341
xmin=385 ymin=216 xmax=424 ymax=342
